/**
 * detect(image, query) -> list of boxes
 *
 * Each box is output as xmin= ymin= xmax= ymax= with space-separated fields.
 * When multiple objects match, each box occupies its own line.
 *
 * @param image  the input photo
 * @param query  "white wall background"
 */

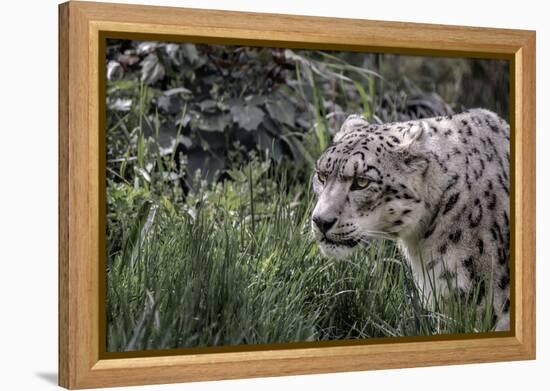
xmin=0 ymin=0 xmax=546 ymax=389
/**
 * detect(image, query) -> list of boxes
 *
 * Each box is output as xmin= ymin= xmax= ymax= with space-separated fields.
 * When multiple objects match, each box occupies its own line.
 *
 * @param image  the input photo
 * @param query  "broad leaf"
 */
xmin=199 ymin=100 xmax=219 ymax=112
xmin=195 ymin=113 xmax=232 ymax=132
xmin=266 ymin=98 xmax=296 ymax=127
xmin=230 ymin=105 xmax=265 ymax=131
xmin=141 ymin=54 xmax=165 ymax=85
xmin=181 ymin=43 xmax=200 ymax=64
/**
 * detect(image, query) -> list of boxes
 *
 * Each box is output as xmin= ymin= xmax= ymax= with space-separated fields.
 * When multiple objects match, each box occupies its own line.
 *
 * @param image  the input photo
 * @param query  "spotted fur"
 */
xmin=311 ymin=109 xmax=510 ymax=331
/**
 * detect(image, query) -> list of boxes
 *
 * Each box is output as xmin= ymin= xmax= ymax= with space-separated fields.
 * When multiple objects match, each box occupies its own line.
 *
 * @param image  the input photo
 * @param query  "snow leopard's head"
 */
xmin=311 ymin=115 xmax=429 ymax=258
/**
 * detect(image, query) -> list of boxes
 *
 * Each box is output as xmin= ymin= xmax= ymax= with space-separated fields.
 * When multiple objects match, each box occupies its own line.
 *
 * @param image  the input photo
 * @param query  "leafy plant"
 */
xmin=106 ymin=40 xmax=507 ymax=194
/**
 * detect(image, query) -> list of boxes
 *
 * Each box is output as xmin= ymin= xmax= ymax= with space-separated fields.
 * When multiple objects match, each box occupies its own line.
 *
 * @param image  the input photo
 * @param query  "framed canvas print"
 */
xmin=58 ymin=1 xmax=536 ymax=389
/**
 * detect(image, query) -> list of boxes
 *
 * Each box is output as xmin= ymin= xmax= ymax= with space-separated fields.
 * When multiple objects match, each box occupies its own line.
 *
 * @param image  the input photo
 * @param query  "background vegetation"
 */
xmin=105 ymin=39 xmax=508 ymax=352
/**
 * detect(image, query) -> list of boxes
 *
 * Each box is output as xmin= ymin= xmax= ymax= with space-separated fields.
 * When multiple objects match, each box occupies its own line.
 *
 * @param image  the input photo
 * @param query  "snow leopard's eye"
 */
xmin=317 ymin=172 xmax=327 ymax=184
xmin=350 ymin=177 xmax=369 ymax=191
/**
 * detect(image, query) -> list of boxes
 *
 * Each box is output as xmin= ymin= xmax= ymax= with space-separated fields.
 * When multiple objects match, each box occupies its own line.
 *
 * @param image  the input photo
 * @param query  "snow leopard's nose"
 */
xmin=313 ymin=216 xmax=337 ymax=234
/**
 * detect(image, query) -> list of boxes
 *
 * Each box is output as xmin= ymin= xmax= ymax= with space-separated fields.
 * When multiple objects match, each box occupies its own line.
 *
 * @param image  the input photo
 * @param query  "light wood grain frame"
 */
xmin=59 ymin=1 xmax=536 ymax=389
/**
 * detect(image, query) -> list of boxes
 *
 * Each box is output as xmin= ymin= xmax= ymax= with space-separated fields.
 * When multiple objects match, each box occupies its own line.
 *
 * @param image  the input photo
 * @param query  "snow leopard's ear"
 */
xmin=401 ymin=154 xmax=429 ymax=174
xmin=398 ymin=122 xmax=425 ymax=149
xmin=333 ymin=114 xmax=368 ymax=143
xmin=396 ymin=122 xmax=427 ymax=173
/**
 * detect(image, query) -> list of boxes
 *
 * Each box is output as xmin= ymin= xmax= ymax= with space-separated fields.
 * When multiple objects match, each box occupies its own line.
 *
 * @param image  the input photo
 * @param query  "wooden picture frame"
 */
xmin=59 ymin=1 xmax=536 ymax=388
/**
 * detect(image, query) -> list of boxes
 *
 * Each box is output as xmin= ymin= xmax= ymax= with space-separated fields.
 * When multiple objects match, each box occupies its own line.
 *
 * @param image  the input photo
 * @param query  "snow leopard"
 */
xmin=311 ymin=109 xmax=510 ymax=331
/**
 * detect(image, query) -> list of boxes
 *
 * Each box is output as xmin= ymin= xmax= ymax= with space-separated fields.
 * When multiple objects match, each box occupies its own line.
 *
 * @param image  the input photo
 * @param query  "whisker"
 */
xmin=363 ymin=228 xmax=392 ymax=235
xmin=363 ymin=229 xmax=395 ymax=238
xmin=330 ymin=231 xmax=358 ymax=237
xmin=360 ymin=233 xmax=395 ymax=241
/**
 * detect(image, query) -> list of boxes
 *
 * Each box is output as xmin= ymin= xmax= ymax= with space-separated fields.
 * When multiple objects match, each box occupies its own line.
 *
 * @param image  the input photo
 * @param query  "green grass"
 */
xmin=106 ymin=163 xmax=494 ymax=352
